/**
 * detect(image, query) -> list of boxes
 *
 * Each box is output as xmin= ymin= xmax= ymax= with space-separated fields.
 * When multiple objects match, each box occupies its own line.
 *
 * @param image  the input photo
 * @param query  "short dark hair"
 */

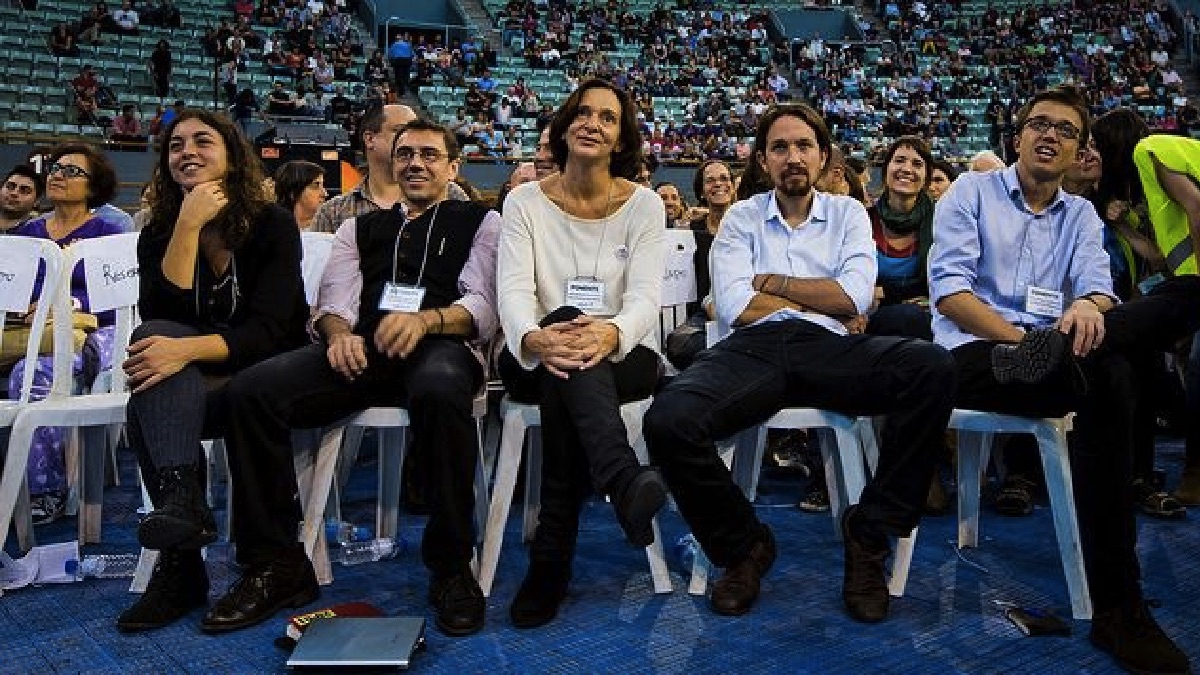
xmin=881 ymin=135 xmax=933 ymax=190
xmin=5 ymin=164 xmax=44 ymax=198
xmin=930 ymin=158 xmax=959 ymax=183
xmin=273 ymin=160 xmax=324 ymax=211
xmin=48 ymin=143 xmax=116 ymax=208
xmin=653 ymin=180 xmax=686 ymax=206
xmin=392 ymin=117 xmax=460 ymax=161
xmin=359 ymin=103 xmax=387 ymax=135
xmin=692 ymin=159 xmax=732 ymax=206
xmin=547 ymin=78 xmax=643 ymax=180
xmin=1015 ymin=84 xmax=1091 ymax=147
xmin=753 ymin=103 xmax=832 ymax=173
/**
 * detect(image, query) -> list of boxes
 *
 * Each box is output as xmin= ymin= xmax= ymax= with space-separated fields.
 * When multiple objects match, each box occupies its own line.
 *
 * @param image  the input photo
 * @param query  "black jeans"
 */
xmin=223 ymin=337 xmax=483 ymax=572
xmin=866 ymin=302 xmax=933 ymax=342
xmin=498 ymin=306 xmax=660 ymax=564
xmin=126 ymin=320 xmax=231 ymax=511
xmin=645 ymin=319 xmax=956 ymax=567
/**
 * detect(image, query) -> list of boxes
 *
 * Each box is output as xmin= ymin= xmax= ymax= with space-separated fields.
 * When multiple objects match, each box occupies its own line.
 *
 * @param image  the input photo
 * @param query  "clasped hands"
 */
xmin=326 ymin=312 xmax=431 ymax=381
xmin=523 ymin=315 xmax=619 ymax=379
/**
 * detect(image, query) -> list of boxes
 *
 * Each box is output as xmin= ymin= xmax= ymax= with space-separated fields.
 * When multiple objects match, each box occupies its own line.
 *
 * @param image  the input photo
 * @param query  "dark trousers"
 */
xmin=223 ymin=337 xmax=483 ymax=573
xmin=866 ymin=302 xmax=933 ymax=342
xmin=645 ymin=319 xmax=956 ymax=567
xmin=126 ymin=320 xmax=230 ymax=514
xmin=951 ymin=275 xmax=1200 ymax=610
xmin=390 ymin=57 xmax=412 ymax=95
xmin=498 ymin=307 xmax=659 ymax=564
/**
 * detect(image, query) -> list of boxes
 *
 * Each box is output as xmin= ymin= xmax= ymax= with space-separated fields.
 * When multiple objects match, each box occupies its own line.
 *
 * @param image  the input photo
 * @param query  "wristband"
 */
xmin=1080 ymin=295 xmax=1102 ymax=309
xmin=434 ymin=308 xmax=445 ymax=334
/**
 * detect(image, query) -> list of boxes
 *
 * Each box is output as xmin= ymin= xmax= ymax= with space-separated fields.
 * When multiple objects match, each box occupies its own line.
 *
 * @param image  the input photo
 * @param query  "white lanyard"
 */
xmin=390 ymin=201 xmax=439 ymax=287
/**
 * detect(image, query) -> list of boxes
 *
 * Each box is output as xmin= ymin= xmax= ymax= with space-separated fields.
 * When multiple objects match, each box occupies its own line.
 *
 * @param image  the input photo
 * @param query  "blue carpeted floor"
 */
xmin=2 ymin=436 xmax=1197 ymax=674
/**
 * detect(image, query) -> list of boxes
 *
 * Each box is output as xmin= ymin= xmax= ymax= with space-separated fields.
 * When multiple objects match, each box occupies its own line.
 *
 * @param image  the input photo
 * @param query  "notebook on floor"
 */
xmin=286 ymin=616 xmax=426 ymax=670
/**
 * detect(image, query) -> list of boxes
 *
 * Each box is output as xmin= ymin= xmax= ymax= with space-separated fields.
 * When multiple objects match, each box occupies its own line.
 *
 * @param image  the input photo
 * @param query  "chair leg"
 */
xmin=375 ymin=427 xmax=406 ymax=542
xmin=889 ymin=529 xmax=917 ymax=597
xmin=473 ymin=419 xmax=489 ymax=543
xmin=79 ymin=425 xmax=106 ymax=544
xmin=737 ymin=425 xmax=770 ymax=502
xmin=1035 ymin=424 xmax=1092 ymax=620
xmin=626 ymin=402 xmax=672 ymax=595
xmin=479 ymin=409 xmax=527 ymax=597
xmin=295 ymin=427 xmax=340 ymax=586
xmin=956 ymin=430 xmax=987 ymax=548
xmin=14 ymin=478 xmax=35 ymax=553
xmin=521 ymin=426 xmax=542 ymax=544
xmin=129 ymin=548 xmax=158 ymax=594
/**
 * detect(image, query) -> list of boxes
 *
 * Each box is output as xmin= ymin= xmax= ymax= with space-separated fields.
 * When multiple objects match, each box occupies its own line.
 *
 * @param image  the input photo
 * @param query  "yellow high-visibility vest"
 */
xmin=1132 ymin=134 xmax=1200 ymax=276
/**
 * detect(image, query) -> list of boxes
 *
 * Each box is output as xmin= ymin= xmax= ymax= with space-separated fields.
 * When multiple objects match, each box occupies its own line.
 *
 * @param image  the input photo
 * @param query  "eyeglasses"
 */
xmin=394 ymin=147 xmax=449 ymax=164
xmin=1021 ymin=116 xmax=1081 ymax=140
xmin=47 ymin=162 xmax=91 ymax=179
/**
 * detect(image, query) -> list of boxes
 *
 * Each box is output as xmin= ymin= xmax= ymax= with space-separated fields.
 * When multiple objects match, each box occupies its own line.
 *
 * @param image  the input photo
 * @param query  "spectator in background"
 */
xmin=48 ymin=23 xmax=79 ymax=56
xmin=926 ymin=159 xmax=958 ymax=202
xmin=111 ymin=0 xmax=138 ymax=35
xmin=273 ymin=160 xmax=326 ymax=231
xmin=111 ymin=105 xmax=148 ymax=151
xmin=77 ymin=6 xmax=104 ymax=45
xmin=969 ymin=150 xmax=1005 ymax=172
xmin=0 ymin=165 xmax=43 ymax=233
xmin=149 ymin=39 xmax=172 ymax=100
xmin=655 ymin=182 xmax=687 ymax=228
xmin=388 ymin=32 xmax=414 ymax=95
xmin=231 ymin=87 xmax=264 ymax=135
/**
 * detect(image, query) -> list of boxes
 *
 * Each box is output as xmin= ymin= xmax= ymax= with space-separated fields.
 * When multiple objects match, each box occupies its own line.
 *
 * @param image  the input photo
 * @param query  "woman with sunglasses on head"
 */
xmin=497 ymin=78 xmax=666 ymax=628
xmin=117 ymin=109 xmax=311 ymax=634
xmin=5 ymin=144 xmax=124 ymax=525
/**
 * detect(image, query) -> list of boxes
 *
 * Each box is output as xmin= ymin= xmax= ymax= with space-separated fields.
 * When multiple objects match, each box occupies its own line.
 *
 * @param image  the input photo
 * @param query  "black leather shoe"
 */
xmin=710 ymin=526 xmax=776 ymax=616
xmin=841 ymin=505 xmax=890 ymax=623
xmin=1091 ymin=602 xmax=1192 ymax=675
xmin=510 ymin=560 xmax=571 ymax=628
xmin=428 ymin=571 xmax=485 ymax=637
xmin=991 ymin=327 xmax=1068 ymax=386
xmin=138 ymin=465 xmax=218 ymax=551
xmin=199 ymin=547 xmax=319 ymax=634
xmin=611 ymin=467 xmax=668 ymax=548
xmin=117 ymin=549 xmax=208 ymax=633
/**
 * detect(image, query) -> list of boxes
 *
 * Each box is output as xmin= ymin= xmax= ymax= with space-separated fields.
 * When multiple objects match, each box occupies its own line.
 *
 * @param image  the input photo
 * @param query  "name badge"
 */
xmin=379 ymin=283 xmax=425 ymax=313
xmin=565 ymin=277 xmax=606 ymax=313
xmin=1024 ymin=285 xmax=1063 ymax=318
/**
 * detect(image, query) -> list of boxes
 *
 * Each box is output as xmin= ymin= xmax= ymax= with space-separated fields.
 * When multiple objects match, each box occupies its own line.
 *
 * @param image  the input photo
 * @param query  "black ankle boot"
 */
xmin=138 ymin=465 xmax=218 ymax=550
xmin=116 ymin=549 xmax=209 ymax=633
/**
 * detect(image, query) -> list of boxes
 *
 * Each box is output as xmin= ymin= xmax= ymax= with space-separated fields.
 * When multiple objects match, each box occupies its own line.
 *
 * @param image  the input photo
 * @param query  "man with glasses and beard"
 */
xmin=220 ymin=119 xmax=501 ymax=637
xmin=644 ymin=103 xmax=956 ymax=624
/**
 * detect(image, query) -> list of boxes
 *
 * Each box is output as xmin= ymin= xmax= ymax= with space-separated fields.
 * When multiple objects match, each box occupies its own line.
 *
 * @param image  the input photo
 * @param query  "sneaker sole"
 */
xmin=198 ymin=584 xmax=320 ymax=634
xmin=992 ymin=328 xmax=1066 ymax=385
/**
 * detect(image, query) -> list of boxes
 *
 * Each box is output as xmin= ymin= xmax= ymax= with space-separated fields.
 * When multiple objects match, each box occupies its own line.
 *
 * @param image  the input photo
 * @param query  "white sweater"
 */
xmin=498 ymin=181 xmax=665 ymax=369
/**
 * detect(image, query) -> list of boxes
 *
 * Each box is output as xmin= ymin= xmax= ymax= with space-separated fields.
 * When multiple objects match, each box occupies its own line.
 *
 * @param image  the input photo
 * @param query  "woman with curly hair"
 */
xmin=117 ymin=109 xmax=312 ymax=634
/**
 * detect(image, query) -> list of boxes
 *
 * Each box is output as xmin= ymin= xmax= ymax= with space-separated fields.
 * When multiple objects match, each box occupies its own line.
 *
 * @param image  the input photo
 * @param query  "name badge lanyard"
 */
xmin=391 ymin=201 xmax=440 ymax=287
xmin=569 ymin=182 xmax=614 ymax=281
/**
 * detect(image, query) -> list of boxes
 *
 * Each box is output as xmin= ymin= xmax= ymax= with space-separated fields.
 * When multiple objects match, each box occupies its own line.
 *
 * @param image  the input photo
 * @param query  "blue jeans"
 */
xmin=645 ymin=320 xmax=956 ymax=566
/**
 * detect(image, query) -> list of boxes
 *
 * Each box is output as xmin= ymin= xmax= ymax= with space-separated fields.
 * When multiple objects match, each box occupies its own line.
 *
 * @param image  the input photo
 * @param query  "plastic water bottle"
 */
xmin=325 ymin=519 xmax=373 ymax=545
xmin=336 ymin=537 xmax=403 ymax=565
xmin=674 ymin=533 xmax=703 ymax=571
xmin=65 ymin=553 xmax=139 ymax=580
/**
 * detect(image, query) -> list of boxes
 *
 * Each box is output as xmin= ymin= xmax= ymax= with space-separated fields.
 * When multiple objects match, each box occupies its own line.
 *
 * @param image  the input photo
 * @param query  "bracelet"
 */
xmin=1080 ymin=295 xmax=1102 ymax=309
xmin=434 ymin=307 xmax=445 ymax=334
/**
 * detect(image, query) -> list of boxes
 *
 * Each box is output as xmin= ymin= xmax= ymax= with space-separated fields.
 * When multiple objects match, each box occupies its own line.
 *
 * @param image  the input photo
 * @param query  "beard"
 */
xmin=776 ymin=171 xmax=813 ymax=198
xmin=1 ymin=205 xmax=29 ymax=221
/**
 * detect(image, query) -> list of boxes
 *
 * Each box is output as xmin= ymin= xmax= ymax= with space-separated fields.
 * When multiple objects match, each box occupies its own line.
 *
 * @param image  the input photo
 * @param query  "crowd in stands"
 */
xmin=47 ymin=0 xmax=181 ymax=56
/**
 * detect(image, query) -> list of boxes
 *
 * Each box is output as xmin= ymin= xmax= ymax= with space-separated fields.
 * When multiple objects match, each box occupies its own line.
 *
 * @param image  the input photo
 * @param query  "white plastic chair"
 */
xmin=0 ymin=237 xmax=69 ymax=554
xmin=0 ymin=233 xmax=140 ymax=553
xmin=478 ymin=395 xmax=672 ymax=597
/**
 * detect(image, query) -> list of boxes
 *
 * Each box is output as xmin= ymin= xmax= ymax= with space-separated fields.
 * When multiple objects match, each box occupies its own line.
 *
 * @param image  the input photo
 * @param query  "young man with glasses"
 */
xmin=0 ymin=165 xmax=44 ymax=233
xmin=645 ymin=103 xmax=956 ymax=624
xmin=929 ymin=85 xmax=1194 ymax=674
xmin=221 ymin=119 xmax=501 ymax=637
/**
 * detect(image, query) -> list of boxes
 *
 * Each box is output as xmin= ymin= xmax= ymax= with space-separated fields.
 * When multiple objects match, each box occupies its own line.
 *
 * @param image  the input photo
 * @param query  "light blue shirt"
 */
xmin=928 ymin=164 xmax=1116 ymax=351
xmin=711 ymin=190 xmax=877 ymax=337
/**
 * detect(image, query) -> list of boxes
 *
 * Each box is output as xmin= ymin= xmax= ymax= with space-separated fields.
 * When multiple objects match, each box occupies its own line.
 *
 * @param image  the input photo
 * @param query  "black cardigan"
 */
xmin=137 ymin=204 xmax=310 ymax=374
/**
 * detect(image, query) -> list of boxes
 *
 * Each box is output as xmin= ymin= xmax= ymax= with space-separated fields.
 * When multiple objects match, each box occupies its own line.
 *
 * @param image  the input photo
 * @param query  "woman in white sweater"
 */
xmin=497 ymin=79 xmax=666 ymax=629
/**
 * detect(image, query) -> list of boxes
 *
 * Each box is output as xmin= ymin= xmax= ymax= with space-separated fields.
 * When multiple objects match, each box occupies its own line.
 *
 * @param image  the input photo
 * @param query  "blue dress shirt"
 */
xmin=711 ymin=189 xmax=877 ymax=337
xmin=928 ymin=164 xmax=1116 ymax=350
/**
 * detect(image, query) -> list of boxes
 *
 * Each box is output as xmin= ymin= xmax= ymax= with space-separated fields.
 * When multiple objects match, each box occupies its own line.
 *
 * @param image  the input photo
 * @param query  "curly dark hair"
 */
xmin=547 ymin=78 xmax=643 ymax=180
xmin=147 ymin=108 xmax=270 ymax=249
xmin=48 ymin=143 xmax=117 ymax=208
xmin=273 ymin=160 xmax=324 ymax=212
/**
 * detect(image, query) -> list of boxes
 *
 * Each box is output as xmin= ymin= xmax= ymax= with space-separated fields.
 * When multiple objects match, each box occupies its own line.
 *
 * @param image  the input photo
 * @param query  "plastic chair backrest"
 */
xmin=300 ymin=231 xmax=334 ymax=306
xmin=659 ymin=228 xmax=699 ymax=346
xmin=57 ymin=232 xmax=141 ymax=396
xmin=0 ymin=237 xmax=66 ymax=404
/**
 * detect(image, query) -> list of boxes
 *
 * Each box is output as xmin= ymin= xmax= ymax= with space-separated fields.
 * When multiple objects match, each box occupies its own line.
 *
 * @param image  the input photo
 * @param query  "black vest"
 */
xmin=354 ymin=200 xmax=489 ymax=337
